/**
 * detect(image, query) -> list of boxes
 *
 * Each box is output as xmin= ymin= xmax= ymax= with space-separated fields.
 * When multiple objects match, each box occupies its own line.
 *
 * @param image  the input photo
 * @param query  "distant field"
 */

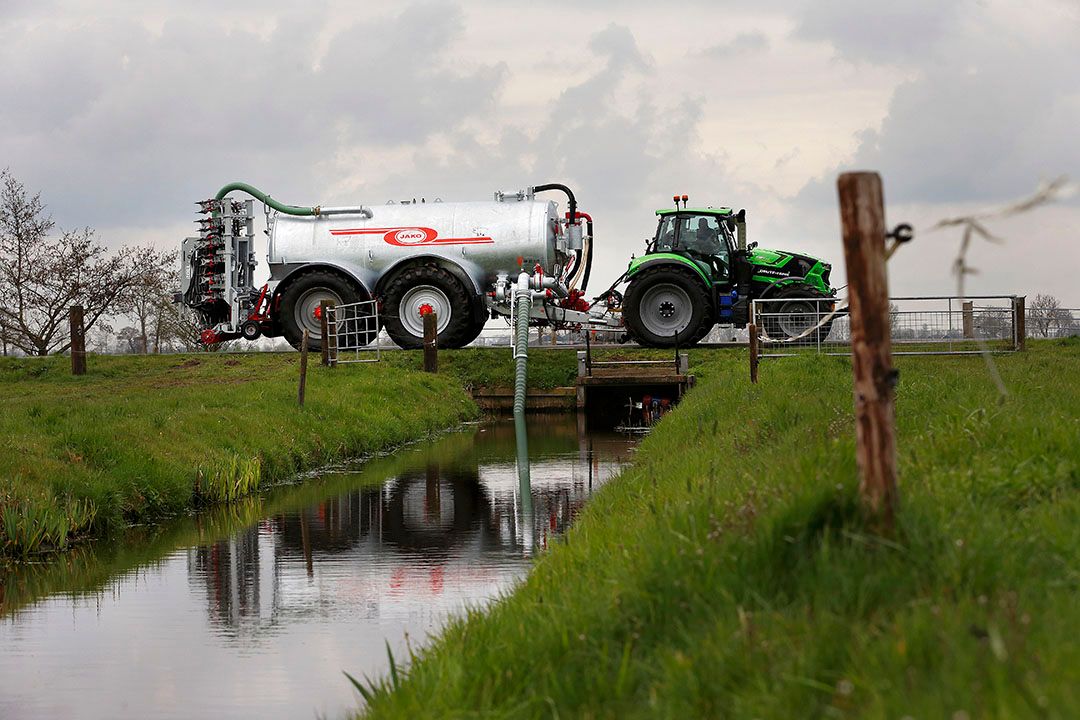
xmin=358 ymin=339 xmax=1080 ymax=718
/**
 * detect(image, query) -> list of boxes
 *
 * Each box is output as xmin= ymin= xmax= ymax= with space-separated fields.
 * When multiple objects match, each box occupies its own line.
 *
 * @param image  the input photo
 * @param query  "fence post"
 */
xmin=837 ymin=171 xmax=898 ymax=531
xmin=319 ymin=300 xmax=331 ymax=367
xmin=749 ymin=323 xmax=759 ymax=384
xmin=423 ymin=311 xmax=438 ymax=373
xmin=298 ymin=328 xmax=309 ymax=407
xmin=962 ymin=301 xmax=974 ymax=339
xmin=1014 ymin=296 xmax=1026 ymax=351
xmin=69 ymin=305 xmax=86 ymax=376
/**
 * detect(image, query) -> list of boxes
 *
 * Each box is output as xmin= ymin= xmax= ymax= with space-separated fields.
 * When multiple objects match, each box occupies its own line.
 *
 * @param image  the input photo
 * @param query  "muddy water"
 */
xmin=0 ymin=418 xmax=635 ymax=720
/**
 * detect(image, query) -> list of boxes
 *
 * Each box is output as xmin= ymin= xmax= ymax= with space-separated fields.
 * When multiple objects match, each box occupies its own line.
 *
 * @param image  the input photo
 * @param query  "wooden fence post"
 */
xmin=962 ymin=301 xmax=974 ymax=339
xmin=749 ymin=323 xmax=759 ymax=384
xmin=298 ymin=329 xmax=309 ymax=407
xmin=837 ymin=171 xmax=898 ymax=531
xmin=1014 ymin=296 xmax=1026 ymax=351
xmin=69 ymin=305 xmax=86 ymax=376
xmin=423 ymin=311 xmax=438 ymax=373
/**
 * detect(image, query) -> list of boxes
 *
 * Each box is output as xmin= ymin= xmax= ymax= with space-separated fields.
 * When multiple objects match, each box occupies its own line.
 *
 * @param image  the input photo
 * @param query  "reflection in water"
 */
xmin=0 ymin=417 xmax=635 ymax=720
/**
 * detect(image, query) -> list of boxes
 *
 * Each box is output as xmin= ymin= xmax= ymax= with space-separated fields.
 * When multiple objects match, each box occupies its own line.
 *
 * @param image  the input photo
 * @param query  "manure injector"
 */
xmin=178 ymin=183 xmax=835 ymax=350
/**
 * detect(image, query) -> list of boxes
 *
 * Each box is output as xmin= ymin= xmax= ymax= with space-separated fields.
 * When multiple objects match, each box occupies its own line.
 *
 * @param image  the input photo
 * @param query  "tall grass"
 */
xmin=357 ymin=339 xmax=1080 ymax=718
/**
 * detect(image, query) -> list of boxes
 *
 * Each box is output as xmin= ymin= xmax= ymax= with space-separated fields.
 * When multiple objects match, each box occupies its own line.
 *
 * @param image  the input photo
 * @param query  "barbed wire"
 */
xmin=925 ymin=176 xmax=1075 ymax=397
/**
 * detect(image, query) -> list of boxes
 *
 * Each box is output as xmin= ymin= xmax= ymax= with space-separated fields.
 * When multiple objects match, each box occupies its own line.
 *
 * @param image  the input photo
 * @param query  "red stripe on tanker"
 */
xmin=329 ymin=227 xmax=494 ymax=246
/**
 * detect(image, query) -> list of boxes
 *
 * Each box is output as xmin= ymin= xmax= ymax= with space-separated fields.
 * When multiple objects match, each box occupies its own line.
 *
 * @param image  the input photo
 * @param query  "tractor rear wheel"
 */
xmin=278 ymin=270 xmax=366 ymax=351
xmin=624 ymin=266 xmax=714 ymax=348
xmin=382 ymin=265 xmax=478 ymax=349
xmin=761 ymin=284 xmax=834 ymax=344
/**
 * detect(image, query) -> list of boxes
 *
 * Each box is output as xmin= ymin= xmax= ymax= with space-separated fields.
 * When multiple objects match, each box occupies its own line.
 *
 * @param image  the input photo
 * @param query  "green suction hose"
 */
xmin=214 ymin=182 xmax=318 ymax=216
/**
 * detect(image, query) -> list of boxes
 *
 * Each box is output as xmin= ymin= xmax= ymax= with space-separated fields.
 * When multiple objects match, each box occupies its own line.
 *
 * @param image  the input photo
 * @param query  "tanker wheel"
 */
xmin=623 ymin=266 xmax=714 ymax=348
xmin=761 ymin=284 xmax=834 ymax=345
xmin=382 ymin=265 xmax=476 ymax=349
xmin=461 ymin=314 xmax=488 ymax=347
xmin=278 ymin=270 xmax=365 ymax=351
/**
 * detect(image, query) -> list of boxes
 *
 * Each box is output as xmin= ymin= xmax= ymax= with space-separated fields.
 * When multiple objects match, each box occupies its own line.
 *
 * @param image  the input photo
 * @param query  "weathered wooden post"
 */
xmin=69 ymin=305 xmax=87 ymax=376
xmin=1014 ymin=295 xmax=1026 ymax=351
xmin=962 ymin=301 xmax=975 ymax=339
xmin=298 ymin=329 xmax=309 ymax=407
xmin=748 ymin=323 xmax=759 ymax=384
xmin=837 ymin=171 xmax=898 ymax=531
xmin=423 ymin=311 xmax=438 ymax=373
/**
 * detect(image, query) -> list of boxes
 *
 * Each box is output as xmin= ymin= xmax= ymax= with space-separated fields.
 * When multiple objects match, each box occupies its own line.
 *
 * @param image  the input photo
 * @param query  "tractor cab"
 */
xmin=650 ymin=207 xmax=738 ymax=286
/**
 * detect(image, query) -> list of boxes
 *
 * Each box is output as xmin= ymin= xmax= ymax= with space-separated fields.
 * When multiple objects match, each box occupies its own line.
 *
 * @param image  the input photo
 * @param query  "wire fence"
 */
xmin=752 ymin=295 xmax=1025 ymax=358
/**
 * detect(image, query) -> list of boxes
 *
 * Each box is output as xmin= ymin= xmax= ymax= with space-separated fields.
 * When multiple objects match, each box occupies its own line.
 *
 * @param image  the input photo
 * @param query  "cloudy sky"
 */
xmin=2 ymin=0 xmax=1078 ymax=304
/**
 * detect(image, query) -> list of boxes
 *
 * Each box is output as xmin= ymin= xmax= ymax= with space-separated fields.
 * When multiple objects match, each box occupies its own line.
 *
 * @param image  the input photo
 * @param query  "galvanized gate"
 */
xmin=750 ymin=295 xmax=1024 ymax=358
xmin=326 ymin=299 xmax=381 ymax=365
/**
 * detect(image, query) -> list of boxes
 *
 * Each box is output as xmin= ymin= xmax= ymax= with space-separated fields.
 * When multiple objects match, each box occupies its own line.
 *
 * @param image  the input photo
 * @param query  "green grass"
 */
xmin=357 ymin=339 xmax=1080 ymax=719
xmin=0 ymin=352 xmax=478 ymax=557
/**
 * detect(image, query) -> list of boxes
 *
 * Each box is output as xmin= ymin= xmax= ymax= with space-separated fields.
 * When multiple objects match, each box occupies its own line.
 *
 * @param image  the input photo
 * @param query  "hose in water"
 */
xmin=513 ymin=285 xmax=532 ymax=416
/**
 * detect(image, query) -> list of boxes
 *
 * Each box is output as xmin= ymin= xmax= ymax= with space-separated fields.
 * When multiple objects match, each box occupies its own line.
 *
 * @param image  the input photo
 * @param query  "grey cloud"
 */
xmin=0 ymin=3 xmax=505 ymax=229
xmin=795 ymin=5 xmax=1080 ymax=206
xmin=702 ymin=31 xmax=769 ymax=58
xmin=794 ymin=0 xmax=963 ymax=65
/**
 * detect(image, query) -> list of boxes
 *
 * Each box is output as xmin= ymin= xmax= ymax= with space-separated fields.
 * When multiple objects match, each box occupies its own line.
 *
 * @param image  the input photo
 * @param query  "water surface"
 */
xmin=0 ymin=417 xmax=634 ymax=719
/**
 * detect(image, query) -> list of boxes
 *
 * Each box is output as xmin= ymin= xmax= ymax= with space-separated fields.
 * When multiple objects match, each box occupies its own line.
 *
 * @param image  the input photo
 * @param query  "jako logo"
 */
xmin=393 ymin=229 xmax=428 ymax=245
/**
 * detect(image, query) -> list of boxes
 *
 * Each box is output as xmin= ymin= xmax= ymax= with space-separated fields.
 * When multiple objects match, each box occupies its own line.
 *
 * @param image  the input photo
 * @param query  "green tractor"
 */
xmin=620 ymin=199 xmax=836 ymax=347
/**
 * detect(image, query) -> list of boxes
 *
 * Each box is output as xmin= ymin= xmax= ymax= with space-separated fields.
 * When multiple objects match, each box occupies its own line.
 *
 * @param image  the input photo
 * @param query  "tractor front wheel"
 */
xmin=623 ymin=266 xmax=714 ymax=348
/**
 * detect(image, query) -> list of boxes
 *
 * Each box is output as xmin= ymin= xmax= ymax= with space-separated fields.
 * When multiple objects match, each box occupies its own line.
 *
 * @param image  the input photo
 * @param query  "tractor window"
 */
xmin=654 ymin=216 xmax=677 ymax=251
xmin=678 ymin=214 xmax=730 ymax=282
xmin=678 ymin=215 xmax=727 ymax=256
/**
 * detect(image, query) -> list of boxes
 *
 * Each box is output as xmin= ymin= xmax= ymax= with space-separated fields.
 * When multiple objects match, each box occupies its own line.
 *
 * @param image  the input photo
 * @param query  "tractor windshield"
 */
xmin=677 ymin=214 xmax=727 ymax=256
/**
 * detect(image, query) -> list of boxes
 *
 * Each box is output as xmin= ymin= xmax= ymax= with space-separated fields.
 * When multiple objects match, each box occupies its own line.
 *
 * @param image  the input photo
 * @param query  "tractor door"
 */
xmin=673 ymin=214 xmax=733 ymax=288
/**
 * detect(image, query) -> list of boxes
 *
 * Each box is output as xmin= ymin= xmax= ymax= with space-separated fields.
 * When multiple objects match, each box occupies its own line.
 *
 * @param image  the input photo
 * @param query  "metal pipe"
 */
xmin=214 ymin=183 xmax=373 ymax=218
xmin=318 ymin=206 xmax=374 ymax=218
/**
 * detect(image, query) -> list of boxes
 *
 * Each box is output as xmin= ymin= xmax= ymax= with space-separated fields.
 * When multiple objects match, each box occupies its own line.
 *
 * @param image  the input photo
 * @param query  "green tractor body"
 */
xmin=622 ymin=206 xmax=836 ymax=347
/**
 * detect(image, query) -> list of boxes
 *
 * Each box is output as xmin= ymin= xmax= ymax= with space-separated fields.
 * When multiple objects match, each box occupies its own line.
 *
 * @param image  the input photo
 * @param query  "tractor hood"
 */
xmin=748 ymin=247 xmax=833 ymax=294
xmin=749 ymin=247 xmax=824 ymax=269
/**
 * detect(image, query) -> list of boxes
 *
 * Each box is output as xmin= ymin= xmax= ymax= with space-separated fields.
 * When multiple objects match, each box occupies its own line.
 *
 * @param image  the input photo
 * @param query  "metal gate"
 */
xmin=326 ymin=299 xmax=381 ymax=364
xmin=751 ymin=295 xmax=1023 ymax=358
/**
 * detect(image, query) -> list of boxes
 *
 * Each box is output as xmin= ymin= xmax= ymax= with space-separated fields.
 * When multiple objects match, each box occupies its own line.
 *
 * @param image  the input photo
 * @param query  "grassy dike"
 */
xmin=0 ymin=351 xmax=480 ymax=557
xmin=359 ymin=340 xmax=1080 ymax=719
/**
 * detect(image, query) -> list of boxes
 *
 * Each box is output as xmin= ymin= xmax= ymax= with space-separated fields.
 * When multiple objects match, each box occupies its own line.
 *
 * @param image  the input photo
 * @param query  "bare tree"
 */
xmin=0 ymin=170 xmax=144 ymax=355
xmin=116 ymin=326 xmax=146 ymax=354
xmin=117 ymin=249 xmax=179 ymax=353
xmin=1029 ymin=293 xmax=1071 ymax=338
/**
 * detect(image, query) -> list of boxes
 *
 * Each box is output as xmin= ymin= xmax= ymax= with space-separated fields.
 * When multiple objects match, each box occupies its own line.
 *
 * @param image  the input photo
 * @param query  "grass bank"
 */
xmin=0 ymin=352 xmax=478 ymax=557
xmin=358 ymin=339 xmax=1080 ymax=718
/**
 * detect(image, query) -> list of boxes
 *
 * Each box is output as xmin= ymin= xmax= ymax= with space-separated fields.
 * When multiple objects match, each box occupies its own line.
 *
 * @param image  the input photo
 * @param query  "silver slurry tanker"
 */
xmin=180 ymin=182 xmax=616 ymax=350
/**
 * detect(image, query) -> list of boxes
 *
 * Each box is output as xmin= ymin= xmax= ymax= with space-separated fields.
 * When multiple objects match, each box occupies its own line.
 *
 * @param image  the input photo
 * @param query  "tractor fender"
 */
xmin=270 ymin=261 xmax=374 ymax=301
xmin=756 ymin=277 xmax=814 ymax=299
xmin=627 ymin=254 xmax=712 ymax=287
